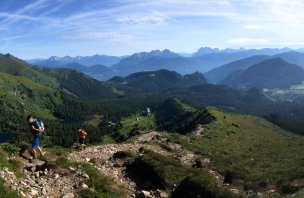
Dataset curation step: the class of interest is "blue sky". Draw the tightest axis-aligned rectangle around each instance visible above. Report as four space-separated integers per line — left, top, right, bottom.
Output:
0 0 304 59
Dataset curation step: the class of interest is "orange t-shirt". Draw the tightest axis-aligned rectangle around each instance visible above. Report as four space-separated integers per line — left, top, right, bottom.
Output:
78 129 87 139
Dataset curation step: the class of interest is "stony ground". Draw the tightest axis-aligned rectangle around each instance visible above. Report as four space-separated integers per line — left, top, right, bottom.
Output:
68 131 223 198
0 158 90 198
0 131 225 198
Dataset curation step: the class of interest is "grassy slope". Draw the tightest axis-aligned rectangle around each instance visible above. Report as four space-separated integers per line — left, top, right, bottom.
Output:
119 113 155 136
169 107 304 184
42 68 118 100
0 72 62 119
132 150 239 198
0 54 57 86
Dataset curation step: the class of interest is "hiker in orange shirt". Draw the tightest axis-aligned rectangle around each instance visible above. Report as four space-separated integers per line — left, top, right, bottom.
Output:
77 127 87 150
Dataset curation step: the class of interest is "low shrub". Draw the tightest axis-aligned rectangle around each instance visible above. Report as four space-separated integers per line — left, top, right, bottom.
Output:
113 151 133 159
280 182 301 195
172 171 240 198
1 143 20 155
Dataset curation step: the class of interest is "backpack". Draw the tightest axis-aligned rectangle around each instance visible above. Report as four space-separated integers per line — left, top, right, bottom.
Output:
35 119 45 132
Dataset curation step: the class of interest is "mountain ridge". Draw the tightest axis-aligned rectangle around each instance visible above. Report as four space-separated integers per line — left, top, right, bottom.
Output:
221 58 304 89
109 69 208 93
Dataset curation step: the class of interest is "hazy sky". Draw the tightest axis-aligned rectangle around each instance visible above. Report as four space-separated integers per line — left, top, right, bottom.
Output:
0 0 304 59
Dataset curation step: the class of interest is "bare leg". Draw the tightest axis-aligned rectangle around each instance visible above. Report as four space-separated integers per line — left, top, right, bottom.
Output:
32 148 37 159
37 146 45 156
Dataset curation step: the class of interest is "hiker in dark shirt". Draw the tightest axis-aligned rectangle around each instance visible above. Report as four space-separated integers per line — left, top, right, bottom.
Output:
27 115 45 159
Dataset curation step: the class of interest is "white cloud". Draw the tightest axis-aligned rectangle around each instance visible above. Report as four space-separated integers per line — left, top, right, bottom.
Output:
64 31 134 43
227 38 269 45
243 24 262 30
0 34 32 41
0 0 48 27
4 0 304 58
117 15 165 24
0 12 38 21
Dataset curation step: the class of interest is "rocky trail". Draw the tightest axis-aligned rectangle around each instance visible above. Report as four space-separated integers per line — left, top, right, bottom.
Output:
0 131 226 198
68 131 224 197
1 150 91 198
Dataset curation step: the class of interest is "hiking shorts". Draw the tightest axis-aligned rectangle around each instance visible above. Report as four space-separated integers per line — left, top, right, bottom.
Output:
79 138 85 145
32 134 41 149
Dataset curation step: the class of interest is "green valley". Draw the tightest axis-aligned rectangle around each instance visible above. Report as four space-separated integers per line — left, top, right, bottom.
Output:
1 53 304 197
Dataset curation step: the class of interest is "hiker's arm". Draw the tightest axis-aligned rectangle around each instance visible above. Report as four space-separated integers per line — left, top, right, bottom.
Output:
31 125 41 132
31 125 42 132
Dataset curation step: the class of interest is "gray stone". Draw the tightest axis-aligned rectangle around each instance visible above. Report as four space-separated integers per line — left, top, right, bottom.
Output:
54 174 60 179
62 192 74 198
81 183 89 189
19 191 26 198
31 166 36 172
69 167 76 171
30 189 39 196
28 179 36 186
42 187 47 195
257 192 263 197
137 190 152 198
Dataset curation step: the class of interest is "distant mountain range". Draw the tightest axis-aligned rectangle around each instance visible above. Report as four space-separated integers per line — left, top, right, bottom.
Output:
28 54 125 67
221 58 304 89
205 55 270 83
27 47 304 81
192 47 293 56
205 51 304 83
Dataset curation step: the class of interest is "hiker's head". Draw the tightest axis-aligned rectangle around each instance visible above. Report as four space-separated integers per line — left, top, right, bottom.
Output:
27 115 34 123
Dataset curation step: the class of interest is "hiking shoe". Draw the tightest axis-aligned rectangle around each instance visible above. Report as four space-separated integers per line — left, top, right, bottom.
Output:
30 158 38 163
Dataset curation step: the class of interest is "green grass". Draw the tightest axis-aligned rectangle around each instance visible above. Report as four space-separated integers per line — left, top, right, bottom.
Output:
0 55 58 87
119 113 155 136
285 189 304 198
172 171 240 198
84 115 103 127
0 72 62 120
134 150 195 186
0 179 19 198
100 136 116 144
44 146 72 157
55 157 126 198
0 149 23 178
175 98 196 112
168 107 304 185
133 150 239 198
